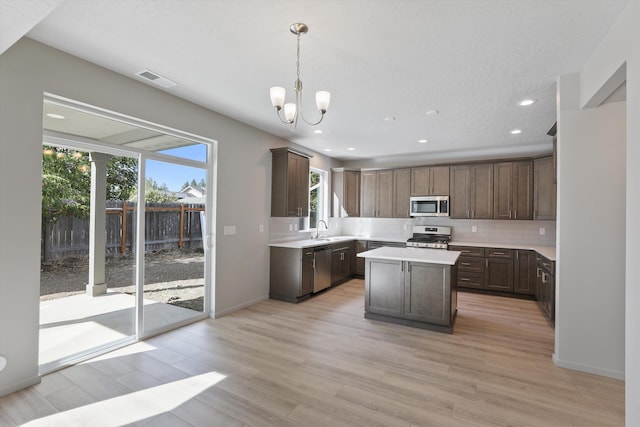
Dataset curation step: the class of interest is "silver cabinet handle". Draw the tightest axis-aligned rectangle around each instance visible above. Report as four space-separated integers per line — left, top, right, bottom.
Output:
460 278 470 282
514 210 518 219
312 259 316 269
494 251 504 255
509 209 512 219
516 251 519 260
485 259 488 268
472 210 475 218
461 262 471 266
467 210 470 218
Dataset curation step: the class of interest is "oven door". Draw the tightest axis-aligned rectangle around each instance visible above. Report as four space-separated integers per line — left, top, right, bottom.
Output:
410 196 449 217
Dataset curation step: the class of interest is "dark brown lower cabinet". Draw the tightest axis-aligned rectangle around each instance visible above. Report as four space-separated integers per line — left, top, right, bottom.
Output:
485 248 514 292
355 240 367 276
331 242 355 285
514 250 535 295
536 254 555 324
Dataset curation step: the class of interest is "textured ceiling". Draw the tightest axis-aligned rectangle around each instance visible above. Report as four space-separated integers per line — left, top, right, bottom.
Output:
12 0 630 162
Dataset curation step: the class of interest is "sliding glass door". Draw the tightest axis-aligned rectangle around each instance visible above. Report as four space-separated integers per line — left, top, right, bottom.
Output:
39 97 214 373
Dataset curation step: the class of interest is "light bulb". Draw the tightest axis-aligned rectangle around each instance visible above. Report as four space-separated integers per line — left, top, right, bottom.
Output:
315 91 330 113
270 87 285 109
284 103 297 122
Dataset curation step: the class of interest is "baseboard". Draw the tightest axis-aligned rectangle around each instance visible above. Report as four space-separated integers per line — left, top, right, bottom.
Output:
553 353 625 380
0 375 41 398
211 294 269 318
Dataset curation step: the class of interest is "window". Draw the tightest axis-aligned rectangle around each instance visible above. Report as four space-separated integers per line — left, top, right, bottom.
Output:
308 168 328 230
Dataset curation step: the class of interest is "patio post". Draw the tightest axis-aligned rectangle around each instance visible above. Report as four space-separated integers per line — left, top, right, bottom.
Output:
86 152 111 297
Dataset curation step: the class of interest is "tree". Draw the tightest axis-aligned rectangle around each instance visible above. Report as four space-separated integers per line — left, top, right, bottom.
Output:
144 177 178 203
42 146 138 222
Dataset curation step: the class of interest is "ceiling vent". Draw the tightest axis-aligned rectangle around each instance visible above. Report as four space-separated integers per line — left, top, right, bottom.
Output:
136 70 178 88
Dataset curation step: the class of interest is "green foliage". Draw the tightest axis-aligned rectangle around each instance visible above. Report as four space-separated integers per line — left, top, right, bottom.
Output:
42 146 138 223
145 177 178 203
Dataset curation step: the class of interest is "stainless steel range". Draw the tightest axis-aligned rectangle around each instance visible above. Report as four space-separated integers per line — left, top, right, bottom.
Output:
406 225 451 249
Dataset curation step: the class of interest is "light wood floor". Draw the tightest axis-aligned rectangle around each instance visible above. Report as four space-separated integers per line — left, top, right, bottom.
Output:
0 279 624 426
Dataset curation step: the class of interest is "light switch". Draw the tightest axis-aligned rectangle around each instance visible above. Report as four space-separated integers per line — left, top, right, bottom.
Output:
539 227 546 235
223 225 237 235
472 226 477 233
259 224 264 233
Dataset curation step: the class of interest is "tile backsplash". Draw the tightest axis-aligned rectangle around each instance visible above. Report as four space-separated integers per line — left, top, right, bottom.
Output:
271 216 556 247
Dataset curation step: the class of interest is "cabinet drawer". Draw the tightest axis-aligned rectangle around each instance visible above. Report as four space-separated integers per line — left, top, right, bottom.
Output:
457 271 485 289
457 256 485 273
486 248 514 259
302 249 315 260
449 246 485 257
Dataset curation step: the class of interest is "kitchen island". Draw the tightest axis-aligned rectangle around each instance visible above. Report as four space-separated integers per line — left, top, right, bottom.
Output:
357 247 461 333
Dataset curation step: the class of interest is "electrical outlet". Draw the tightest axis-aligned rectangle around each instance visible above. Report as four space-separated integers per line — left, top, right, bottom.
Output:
259 224 264 233
472 226 477 233
539 227 546 235
289 224 293 231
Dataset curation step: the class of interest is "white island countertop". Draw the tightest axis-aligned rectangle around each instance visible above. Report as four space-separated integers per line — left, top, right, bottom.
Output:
358 247 461 265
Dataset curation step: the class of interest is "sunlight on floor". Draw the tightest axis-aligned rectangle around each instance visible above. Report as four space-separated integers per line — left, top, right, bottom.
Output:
22 371 226 426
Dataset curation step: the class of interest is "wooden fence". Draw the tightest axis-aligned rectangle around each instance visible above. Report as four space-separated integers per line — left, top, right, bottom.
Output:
42 201 205 262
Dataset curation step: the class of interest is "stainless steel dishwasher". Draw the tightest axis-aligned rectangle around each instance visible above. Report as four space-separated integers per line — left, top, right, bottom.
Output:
313 245 332 293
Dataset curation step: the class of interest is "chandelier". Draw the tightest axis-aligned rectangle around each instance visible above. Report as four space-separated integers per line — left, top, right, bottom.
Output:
269 23 331 129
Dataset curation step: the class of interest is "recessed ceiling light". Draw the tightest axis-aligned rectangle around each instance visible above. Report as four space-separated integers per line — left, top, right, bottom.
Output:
46 113 65 119
347 147 355 151
314 129 323 134
426 110 439 115
418 139 428 143
510 129 523 135
323 148 332 152
518 99 535 106
384 116 396 121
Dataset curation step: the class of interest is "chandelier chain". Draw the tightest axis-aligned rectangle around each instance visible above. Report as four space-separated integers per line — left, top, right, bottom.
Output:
296 33 301 86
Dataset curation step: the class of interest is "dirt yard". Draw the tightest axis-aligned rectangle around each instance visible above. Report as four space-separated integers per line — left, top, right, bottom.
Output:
40 249 205 312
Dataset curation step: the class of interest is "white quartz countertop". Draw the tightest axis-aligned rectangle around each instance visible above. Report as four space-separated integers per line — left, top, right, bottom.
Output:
450 241 556 261
357 247 461 265
269 236 405 249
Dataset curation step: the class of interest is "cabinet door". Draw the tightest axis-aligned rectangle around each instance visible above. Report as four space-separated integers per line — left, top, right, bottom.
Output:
286 152 301 216
344 171 360 217
493 162 513 220
365 259 405 317
376 170 394 218
534 157 556 220
430 166 450 195
449 166 470 218
514 250 534 295
410 167 430 196
393 168 411 218
405 262 451 325
485 258 514 292
301 256 314 297
297 155 310 217
470 164 494 219
513 161 533 220
355 241 367 276
360 171 377 217
331 250 343 285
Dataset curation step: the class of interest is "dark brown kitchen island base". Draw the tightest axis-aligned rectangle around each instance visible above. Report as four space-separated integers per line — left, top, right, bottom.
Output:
364 311 457 334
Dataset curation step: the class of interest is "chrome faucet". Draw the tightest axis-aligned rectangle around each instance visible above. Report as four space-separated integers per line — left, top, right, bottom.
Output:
314 220 329 238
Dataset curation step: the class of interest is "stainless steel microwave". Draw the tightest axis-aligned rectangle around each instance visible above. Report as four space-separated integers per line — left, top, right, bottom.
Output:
409 196 449 217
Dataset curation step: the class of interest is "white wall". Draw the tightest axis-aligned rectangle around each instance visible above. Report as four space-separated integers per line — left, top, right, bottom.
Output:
559 2 640 424
555 80 626 378
0 37 336 396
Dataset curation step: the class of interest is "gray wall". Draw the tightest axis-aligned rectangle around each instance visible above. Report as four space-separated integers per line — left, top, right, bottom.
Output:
559 2 639 424
0 37 337 395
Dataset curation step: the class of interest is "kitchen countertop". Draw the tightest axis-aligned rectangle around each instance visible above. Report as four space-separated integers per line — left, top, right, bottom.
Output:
269 235 556 262
268 236 405 249
357 246 461 265
450 241 556 261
